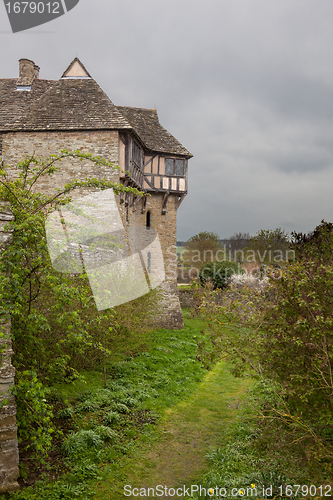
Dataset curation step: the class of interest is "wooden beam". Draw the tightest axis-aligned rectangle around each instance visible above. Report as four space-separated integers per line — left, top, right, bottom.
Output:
175 194 185 210
141 195 147 214
143 175 154 189
162 191 170 215
119 179 129 204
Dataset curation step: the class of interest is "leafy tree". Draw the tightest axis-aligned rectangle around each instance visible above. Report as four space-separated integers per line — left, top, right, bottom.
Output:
183 231 224 267
244 228 292 265
291 219 333 264
223 232 252 263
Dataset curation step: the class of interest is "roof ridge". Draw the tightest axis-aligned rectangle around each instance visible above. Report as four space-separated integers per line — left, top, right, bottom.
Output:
117 105 157 112
9 78 133 132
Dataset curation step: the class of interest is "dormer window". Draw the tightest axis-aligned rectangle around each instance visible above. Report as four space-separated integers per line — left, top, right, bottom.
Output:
165 158 185 176
16 85 31 91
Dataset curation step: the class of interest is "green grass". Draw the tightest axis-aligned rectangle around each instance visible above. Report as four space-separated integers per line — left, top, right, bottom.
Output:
7 311 322 500
177 284 193 290
4 314 212 500
93 360 251 500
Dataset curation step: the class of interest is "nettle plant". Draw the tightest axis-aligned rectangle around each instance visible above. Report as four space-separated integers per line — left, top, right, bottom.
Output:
0 150 141 458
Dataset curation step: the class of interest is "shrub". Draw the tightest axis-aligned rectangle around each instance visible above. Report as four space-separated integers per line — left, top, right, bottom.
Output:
111 402 130 414
12 370 55 459
229 272 268 290
198 227 333 475
199 261 243 289
57 407 74 419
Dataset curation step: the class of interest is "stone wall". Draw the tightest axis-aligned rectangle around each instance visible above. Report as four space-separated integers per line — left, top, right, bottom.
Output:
128 192 184 329
178 289 197 309
0 202 19 493
2 129 184 329
2 130 120 192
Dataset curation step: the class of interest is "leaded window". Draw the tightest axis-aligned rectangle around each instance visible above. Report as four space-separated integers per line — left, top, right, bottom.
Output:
165 158 185 176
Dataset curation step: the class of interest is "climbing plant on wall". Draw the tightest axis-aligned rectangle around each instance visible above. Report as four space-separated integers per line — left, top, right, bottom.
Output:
0 150 143 458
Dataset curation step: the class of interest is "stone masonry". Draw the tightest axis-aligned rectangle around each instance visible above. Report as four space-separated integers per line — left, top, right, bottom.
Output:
0 202 19 493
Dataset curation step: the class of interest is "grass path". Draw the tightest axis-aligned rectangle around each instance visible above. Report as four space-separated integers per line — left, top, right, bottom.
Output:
94 362 251 499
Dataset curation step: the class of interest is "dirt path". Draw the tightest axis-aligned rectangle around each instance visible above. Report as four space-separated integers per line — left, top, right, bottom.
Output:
95 362 250 499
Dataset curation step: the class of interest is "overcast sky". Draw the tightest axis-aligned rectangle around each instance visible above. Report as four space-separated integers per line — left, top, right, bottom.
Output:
1 0 333 240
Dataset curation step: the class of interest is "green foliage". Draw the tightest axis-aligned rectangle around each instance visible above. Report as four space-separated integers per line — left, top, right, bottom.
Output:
0 150 141 459
62 430 103 456
259 261 333 422
12 370 55 459
71 461 100 481
193 379 327 498
61 427 116 457
197 223 333 478
183 231 224 267
245 227 291 264
4 316 207 499
103 410 121 425
199 260 243 289
57 406 74 419
186 231 221 246
291 219 333 264
9 480 95 500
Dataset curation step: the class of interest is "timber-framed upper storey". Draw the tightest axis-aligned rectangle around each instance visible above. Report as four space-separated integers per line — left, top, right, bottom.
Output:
0 58 192 205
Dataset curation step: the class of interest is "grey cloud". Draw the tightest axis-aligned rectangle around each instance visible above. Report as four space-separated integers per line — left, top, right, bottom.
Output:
2 0 333 240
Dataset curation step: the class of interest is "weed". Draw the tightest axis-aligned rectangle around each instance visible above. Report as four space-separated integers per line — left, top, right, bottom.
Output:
103 411 120 425
61 430 104 456
57 407 74 419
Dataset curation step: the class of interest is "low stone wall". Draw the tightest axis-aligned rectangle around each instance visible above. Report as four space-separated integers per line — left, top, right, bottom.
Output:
178 287 227 309
0 203 19 493
178 289 196 309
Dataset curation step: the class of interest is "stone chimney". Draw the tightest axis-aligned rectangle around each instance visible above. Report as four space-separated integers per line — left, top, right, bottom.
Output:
17 58 40 87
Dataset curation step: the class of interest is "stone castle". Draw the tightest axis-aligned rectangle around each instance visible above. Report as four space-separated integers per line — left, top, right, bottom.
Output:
1 57 192 327
0 57 192 491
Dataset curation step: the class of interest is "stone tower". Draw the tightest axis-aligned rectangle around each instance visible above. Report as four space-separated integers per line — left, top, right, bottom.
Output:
0 57 192 328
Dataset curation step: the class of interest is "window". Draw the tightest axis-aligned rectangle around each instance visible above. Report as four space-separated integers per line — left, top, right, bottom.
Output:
146 211 151 228
132 141 142 167
16 85 31 91
165 158 185 176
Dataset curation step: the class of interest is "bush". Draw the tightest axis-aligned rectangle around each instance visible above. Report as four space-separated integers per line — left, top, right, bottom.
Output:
61 426 116 457
103 411 121 425
199 261 243 289
12 370 55 459
198 223 333 476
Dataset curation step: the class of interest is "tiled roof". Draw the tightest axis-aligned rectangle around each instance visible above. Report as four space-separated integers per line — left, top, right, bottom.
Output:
9 79 132 132
1 59 192 157
0 78 53 132
117 106 192 157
